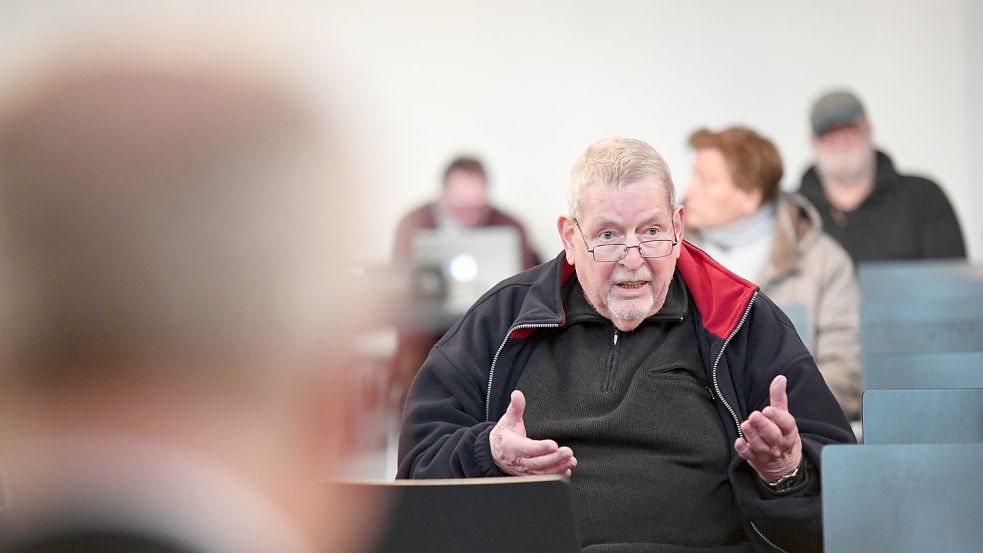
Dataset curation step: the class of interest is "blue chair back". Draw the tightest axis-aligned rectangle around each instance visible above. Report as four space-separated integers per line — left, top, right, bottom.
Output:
823 443 983 553
862 388 983 444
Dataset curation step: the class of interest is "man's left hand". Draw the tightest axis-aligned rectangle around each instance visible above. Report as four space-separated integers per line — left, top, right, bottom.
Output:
733 375 802 483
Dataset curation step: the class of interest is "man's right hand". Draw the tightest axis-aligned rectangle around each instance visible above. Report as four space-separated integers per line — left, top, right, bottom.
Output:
490 390 577 476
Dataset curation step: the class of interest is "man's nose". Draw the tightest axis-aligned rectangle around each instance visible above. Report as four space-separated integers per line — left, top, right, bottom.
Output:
619 243 646 269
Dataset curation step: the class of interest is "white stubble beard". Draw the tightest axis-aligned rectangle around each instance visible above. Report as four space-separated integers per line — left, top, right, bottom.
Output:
605 268 657 324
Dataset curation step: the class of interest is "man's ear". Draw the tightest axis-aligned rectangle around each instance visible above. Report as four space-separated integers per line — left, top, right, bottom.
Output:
557 216 576 265
674 205 685 259
675 205 685 241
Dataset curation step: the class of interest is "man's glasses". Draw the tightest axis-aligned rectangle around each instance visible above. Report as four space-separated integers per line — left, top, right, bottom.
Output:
573 218 678 262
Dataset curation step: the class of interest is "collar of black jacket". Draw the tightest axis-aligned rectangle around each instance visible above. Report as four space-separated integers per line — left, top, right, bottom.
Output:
508 243 757 341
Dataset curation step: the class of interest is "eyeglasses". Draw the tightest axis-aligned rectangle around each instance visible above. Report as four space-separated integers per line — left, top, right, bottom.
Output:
573 218 678 262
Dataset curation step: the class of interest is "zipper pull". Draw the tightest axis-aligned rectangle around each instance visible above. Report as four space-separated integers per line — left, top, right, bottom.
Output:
613 330 619 346
705 385 716 401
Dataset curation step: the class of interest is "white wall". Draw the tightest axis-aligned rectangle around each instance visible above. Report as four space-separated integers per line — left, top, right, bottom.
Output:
318 0 982 263
967 0 983 258
2 0 979 262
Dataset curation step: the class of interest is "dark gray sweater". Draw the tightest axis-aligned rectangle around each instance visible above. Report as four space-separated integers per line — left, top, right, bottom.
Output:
517 273 749 552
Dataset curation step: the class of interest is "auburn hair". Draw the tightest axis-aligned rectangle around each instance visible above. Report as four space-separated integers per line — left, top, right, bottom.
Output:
688 126 783 205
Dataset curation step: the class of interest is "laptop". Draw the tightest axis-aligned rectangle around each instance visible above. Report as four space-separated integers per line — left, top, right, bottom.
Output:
331 476 580 553
412 226 522 315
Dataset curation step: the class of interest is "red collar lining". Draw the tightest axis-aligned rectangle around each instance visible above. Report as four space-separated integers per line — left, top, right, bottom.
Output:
676 241 757 339
553 243 755 340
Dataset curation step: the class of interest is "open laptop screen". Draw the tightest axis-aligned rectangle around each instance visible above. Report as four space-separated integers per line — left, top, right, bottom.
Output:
411 226 522 315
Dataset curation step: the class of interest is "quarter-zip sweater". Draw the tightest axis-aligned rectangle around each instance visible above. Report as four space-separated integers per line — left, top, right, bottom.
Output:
398 242 856 553
517 273 748 551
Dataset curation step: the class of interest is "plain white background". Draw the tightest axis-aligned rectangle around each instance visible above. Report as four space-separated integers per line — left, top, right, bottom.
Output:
3 0 980 264
324 0 982 264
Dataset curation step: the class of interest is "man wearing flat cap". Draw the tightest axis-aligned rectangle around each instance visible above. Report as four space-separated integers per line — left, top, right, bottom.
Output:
797 90 966 263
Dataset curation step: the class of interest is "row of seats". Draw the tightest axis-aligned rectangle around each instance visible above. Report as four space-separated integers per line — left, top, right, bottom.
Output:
821 259 983 552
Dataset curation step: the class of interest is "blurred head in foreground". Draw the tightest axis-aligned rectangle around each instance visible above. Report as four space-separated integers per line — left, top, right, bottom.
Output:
0 20 375 553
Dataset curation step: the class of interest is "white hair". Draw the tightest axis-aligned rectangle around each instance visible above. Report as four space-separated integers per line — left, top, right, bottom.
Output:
568 137 676 219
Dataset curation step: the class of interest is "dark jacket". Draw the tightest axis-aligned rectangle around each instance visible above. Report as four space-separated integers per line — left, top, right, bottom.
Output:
398 242 856 553
798 150 966 263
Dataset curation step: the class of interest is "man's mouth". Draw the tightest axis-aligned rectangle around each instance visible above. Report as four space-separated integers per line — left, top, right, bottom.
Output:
616 280 647 289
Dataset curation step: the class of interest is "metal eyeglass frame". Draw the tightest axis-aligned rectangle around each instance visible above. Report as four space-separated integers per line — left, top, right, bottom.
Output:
573 218 678 262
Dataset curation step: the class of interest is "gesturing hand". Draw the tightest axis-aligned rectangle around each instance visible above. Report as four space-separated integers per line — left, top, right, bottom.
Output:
490 390 577 476
734 375 802 483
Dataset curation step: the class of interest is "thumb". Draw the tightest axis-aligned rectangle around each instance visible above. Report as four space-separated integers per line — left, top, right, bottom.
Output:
502 390 526 428
769 375 789 412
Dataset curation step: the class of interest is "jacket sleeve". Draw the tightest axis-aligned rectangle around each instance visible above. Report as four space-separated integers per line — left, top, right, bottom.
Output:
396 339 505 479
811 236 862 420
728 296 856 553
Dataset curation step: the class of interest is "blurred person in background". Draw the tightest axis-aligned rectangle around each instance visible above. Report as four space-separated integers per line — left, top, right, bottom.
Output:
0 18 379 553
389 156 540 411
392 156 539 269
797 90 966 263
685 126 861 420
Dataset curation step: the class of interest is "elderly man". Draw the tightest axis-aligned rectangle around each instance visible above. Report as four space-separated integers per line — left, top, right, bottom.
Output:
398 137 855 553
797 90 966 262
0 27 377 553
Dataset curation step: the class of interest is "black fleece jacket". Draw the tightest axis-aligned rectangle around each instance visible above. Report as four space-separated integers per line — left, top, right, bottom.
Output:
397 242 856 553
798 150 966 263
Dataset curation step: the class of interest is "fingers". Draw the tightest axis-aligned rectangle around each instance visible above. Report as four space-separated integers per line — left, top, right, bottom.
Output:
495 435 577 476
769 375 789 412
505 434 560 458
493 390 577 476
501 390 526 428
747 412 784 450
519 446 577 474
532 458 577 477
736 409 803 483
734 436 752 460
736 378 803 481
739 416 774 457
738 411 798 458
762 404 798 436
